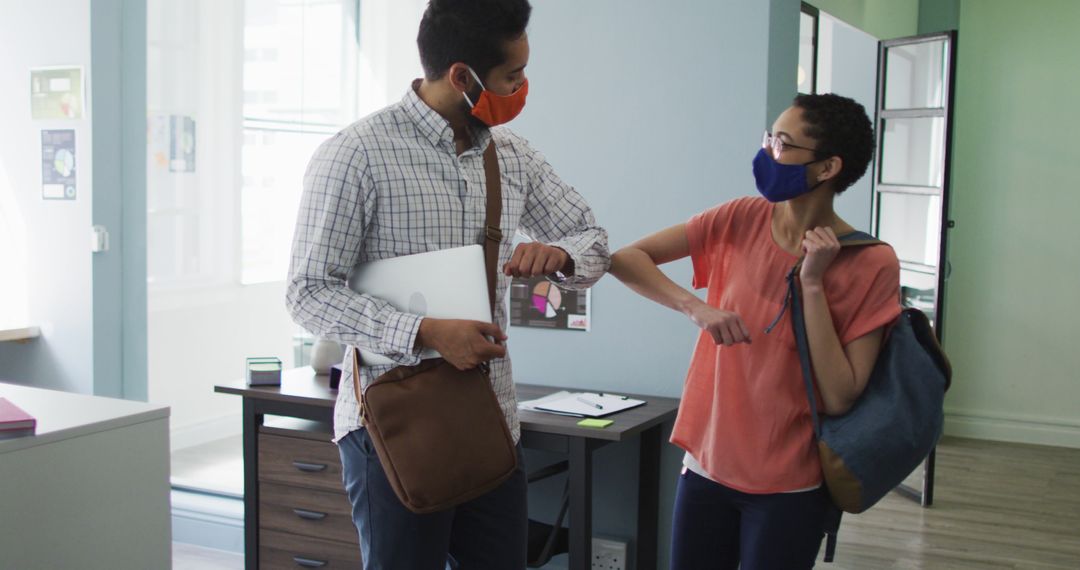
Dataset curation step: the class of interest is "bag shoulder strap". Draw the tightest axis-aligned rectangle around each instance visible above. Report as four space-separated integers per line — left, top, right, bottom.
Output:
767 230 888 438
838 229 881 248
787 265 821 436
354 142 503 409
482 142 502 319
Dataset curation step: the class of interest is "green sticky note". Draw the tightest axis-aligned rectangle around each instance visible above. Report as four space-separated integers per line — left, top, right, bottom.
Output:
577 418 614 428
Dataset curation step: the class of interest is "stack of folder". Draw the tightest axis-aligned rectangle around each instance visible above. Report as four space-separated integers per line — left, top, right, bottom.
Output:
0 397 36 440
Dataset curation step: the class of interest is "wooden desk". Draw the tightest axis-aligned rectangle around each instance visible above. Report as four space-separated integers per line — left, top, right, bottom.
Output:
216 368 679 570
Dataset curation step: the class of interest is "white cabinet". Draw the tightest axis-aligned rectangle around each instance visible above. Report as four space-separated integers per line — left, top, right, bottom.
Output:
0 383 171 570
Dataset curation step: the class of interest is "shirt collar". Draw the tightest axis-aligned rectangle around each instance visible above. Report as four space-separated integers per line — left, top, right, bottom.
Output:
402 79 491 154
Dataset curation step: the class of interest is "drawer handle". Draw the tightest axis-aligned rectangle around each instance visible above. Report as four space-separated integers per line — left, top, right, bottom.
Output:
293 555 328 568
293 508 328 521
292 461 328 473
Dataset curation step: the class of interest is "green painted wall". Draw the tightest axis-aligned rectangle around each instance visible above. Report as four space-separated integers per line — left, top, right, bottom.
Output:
809 0 919 39
918 0 959 34
943 0 1080 446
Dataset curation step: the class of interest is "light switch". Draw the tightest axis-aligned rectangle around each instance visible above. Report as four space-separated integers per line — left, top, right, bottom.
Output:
91 225 110 253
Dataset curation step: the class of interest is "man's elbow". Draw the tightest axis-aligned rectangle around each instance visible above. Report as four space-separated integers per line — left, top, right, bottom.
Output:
284 276 312 325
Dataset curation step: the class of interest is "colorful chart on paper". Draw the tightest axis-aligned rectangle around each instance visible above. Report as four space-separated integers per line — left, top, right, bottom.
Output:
510 275 590 331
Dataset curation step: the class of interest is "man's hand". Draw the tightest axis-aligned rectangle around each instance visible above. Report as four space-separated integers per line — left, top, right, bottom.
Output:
503 243 570 278
416 318 507 371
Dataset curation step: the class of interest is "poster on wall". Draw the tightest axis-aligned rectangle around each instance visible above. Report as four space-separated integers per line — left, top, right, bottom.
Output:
510 276 591 332
30 67 84 120
41 130 76 200
149 114 197 173
169 115 196 173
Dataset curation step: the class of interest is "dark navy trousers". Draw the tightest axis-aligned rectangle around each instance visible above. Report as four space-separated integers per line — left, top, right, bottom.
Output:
338 427 528 570
671 468 829 570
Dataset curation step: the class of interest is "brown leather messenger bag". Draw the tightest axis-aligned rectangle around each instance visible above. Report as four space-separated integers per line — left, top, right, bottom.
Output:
352 141 518 514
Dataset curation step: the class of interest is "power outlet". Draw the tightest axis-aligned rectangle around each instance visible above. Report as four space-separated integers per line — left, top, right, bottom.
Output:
591 537 629 570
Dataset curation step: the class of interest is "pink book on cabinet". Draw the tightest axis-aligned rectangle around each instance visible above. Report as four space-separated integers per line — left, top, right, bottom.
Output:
0 397 36 431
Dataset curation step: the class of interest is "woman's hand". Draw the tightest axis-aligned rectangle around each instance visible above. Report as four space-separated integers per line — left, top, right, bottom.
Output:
685 301 751 346
799 226 841 288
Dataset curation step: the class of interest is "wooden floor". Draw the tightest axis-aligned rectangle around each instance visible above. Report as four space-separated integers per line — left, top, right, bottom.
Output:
172 542 243 570
171 436 1080 569
820 436 1080 569
172 434 244 497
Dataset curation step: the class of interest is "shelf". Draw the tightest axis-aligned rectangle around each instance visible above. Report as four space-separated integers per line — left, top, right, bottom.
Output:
0 326 41 343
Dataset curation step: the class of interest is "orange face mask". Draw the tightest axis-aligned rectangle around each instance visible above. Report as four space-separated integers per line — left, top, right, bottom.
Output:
463 67 528 126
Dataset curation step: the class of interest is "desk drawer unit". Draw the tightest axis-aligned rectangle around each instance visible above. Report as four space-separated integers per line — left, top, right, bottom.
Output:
259 529 362 569
258 433 344 492
257 431 361 569
259 482 358 545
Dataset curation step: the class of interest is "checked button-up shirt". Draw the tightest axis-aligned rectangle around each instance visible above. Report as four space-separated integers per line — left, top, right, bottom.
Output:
286 82 611 443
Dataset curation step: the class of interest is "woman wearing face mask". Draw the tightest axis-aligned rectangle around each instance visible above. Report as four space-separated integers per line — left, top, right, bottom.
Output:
609 93 900 569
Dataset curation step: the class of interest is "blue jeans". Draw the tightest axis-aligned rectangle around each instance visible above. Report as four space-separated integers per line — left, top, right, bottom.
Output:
338 428 528 570
671 469 829 570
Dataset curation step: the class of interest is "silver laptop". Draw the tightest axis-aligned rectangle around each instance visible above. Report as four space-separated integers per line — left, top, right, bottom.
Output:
347 244 492 366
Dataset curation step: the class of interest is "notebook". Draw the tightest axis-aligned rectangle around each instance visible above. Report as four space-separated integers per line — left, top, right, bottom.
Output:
347 245 492 366
0 397 37 439
518 391 646 418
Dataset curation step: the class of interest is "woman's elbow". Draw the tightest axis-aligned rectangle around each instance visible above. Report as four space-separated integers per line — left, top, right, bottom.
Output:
822 398 855 417
609 247 639 279
820 383 860 416
821 381 867 416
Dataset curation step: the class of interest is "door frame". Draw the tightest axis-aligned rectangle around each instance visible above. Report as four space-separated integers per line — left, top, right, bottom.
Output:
869 29 959 507
91 0 148 400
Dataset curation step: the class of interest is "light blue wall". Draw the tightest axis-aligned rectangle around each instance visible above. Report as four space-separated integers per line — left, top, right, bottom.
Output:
509 1 798 567
768 0 802 124
0 0 95 394
0 0 146 399
90 0 148 400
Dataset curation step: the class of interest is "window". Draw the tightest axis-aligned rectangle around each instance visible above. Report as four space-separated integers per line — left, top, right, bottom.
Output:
240 0 360 284
147 0 241 288
147 0 425 289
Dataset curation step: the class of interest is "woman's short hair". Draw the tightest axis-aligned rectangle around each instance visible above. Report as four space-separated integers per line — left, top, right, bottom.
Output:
793 93 875 194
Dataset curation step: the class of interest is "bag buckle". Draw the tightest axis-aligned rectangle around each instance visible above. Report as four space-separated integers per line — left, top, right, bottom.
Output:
485 225 503 242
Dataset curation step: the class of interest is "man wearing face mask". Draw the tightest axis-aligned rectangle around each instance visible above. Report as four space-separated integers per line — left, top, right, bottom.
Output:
285 0 609 568
609 94 900 569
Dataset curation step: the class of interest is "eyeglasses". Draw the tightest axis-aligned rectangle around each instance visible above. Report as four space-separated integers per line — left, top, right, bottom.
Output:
762 131 818 160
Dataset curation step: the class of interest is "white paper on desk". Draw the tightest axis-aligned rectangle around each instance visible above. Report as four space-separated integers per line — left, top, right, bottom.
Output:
518 391 580 416
520 391 646 418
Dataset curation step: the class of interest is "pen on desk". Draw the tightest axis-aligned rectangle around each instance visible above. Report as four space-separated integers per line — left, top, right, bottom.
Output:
576 396 603 410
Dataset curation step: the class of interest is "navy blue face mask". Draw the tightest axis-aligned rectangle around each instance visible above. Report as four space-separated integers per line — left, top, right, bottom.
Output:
752 148 826 203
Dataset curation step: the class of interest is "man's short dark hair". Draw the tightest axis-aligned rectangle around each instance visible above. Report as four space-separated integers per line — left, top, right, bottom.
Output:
793 93 875 194
417 0 532 81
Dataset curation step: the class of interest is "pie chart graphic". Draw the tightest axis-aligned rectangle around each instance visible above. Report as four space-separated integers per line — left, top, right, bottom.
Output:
54 148 75 178
531 281 562 319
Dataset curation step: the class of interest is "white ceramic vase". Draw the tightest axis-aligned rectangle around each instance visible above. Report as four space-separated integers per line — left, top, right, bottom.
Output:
310 338 345 375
